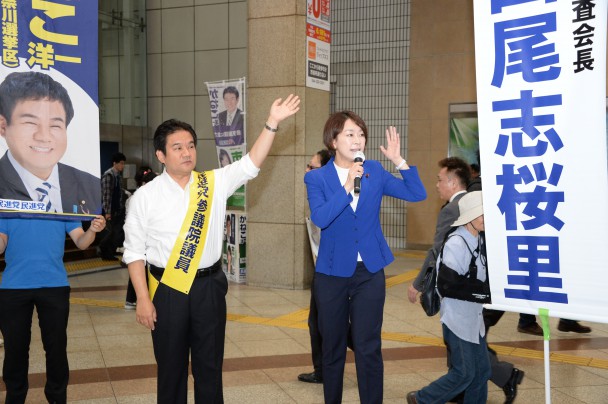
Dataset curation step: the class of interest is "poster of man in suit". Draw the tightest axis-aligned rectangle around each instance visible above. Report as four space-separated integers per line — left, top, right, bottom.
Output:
207 78 247 208
0 2 100 219
0 71 101 217
209 80 245 148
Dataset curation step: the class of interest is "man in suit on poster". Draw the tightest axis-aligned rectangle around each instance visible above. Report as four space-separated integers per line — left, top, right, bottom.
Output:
0 71 101 216
217 86 244 138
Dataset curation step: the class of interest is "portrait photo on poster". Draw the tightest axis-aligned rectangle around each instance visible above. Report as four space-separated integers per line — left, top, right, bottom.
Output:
0 63 101 218
207 79 246 148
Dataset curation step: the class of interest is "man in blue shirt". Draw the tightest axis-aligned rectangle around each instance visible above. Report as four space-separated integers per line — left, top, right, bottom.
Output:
0 71 107 403
0 216 105 404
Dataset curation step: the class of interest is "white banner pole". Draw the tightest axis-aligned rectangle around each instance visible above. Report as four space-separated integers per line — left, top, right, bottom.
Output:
544 339 551 404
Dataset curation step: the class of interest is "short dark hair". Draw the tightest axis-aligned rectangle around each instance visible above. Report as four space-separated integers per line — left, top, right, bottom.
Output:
0 71 74 126
112 152 126 164
223 86 239 99
141 170 157 184
322 111 368 155
153 119 197 155
134 166 152 187
317 149 331 166
438 157 471 188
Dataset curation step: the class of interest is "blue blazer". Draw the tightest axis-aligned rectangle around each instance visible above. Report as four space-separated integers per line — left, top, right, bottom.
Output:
304 157 426 277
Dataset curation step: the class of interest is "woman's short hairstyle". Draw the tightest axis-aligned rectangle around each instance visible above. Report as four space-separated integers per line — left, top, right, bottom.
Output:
322 111 367 155
218 148 231 166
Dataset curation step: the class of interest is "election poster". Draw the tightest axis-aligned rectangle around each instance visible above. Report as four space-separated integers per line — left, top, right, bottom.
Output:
473 0 608 324
0 0 100 220
306 0 331 91
222 211 247 283
206 78 246 208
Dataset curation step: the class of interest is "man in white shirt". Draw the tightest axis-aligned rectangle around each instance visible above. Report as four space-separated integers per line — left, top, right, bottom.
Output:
123 94 299 404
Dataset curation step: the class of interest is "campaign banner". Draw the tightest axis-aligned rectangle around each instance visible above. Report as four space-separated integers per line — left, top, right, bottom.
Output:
473 0 608 323
222 211 247 283
206 78 246 208
306 0 331 91
0 0 100 220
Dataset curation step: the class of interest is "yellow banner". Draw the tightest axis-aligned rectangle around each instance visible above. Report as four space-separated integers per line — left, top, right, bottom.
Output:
149 171 214 298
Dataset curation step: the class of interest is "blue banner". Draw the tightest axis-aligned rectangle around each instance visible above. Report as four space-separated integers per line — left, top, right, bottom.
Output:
0 0 100 220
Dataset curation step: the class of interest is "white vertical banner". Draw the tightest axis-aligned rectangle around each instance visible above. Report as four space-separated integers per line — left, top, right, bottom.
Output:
306 0 331 91
474 0 608 323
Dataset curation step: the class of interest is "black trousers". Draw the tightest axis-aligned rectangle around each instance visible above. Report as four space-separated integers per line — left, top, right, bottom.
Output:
315 263 385 404
125 278 137 304
99 210 125 257
307 277 323 375
482 309 514 387
0 287 70 404
151 268 228 404
307 277 354 376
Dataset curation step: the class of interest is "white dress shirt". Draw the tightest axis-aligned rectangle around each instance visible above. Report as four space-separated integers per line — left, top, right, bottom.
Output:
226 111 235 126
334 162 363 262
7 150 62 212
123 154 259 269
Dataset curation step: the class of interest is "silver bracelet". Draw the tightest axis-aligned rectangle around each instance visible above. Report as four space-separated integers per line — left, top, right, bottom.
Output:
395 159 407 170
264 123 278 132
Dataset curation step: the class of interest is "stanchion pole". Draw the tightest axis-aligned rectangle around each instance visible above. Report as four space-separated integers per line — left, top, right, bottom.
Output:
539 308 551 404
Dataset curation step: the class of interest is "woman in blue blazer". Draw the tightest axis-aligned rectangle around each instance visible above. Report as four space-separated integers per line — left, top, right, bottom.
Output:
304 111 426 404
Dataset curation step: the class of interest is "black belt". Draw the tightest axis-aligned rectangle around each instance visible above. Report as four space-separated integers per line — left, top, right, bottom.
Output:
148 259 222 279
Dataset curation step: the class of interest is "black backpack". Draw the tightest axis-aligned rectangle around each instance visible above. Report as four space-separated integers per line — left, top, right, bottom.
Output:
436 231 491 304
420 230 491 317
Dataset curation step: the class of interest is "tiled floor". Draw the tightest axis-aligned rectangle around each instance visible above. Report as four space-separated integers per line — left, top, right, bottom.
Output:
1 250 607 403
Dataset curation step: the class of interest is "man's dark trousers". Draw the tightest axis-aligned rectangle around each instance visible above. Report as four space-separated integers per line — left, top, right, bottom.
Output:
307 277 323 377
151 268 227 404
0 287 70 404
99 209 125 258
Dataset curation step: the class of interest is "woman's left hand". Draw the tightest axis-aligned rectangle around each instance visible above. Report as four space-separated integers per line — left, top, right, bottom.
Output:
379 126 404 165
267 94 301 128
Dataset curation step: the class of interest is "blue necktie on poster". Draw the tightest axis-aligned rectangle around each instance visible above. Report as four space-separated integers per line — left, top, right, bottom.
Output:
35 182 53 212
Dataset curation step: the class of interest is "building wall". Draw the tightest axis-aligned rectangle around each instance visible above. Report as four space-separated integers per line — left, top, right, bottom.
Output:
143 0 478 284
145 0 248 172
143 0 329 289
246 0 329 289
406 0 477 248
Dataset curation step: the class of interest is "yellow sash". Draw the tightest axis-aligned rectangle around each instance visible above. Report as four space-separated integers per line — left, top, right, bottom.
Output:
148 171 215 300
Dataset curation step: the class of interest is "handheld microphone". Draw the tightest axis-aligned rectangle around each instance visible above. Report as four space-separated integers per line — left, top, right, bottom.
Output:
353 151 365 194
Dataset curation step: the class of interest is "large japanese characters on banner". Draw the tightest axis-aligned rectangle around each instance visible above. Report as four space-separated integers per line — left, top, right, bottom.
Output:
474 0 608 323
306 0 331 91
206 78 246 208
0 0 100 221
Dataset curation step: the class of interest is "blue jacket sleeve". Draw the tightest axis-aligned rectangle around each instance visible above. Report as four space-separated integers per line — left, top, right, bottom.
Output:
304 170 352 229
382 166 427 202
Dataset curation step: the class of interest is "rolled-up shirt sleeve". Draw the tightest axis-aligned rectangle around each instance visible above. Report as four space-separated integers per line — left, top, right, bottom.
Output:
122 190 147 265
218 154 260 197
